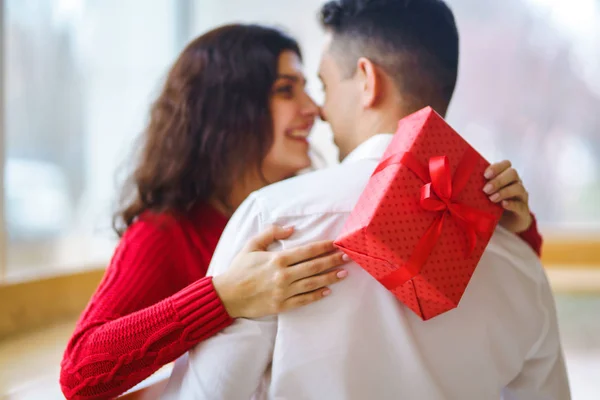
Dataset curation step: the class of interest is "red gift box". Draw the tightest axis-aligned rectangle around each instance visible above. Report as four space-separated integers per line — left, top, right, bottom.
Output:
334 107 503 320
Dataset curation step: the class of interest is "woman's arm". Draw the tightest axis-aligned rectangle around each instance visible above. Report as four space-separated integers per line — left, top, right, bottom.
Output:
484 161 543 256
517 214 542 256
60 224 348 400
59 223 233 400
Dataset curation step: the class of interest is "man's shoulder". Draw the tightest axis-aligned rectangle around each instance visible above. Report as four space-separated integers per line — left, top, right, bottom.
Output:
486 226 540 266
259 162 349 196
481 226 546 288
252 160 375 220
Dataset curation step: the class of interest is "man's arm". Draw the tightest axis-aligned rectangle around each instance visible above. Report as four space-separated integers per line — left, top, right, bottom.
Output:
502 269 570 400
163 193 277 400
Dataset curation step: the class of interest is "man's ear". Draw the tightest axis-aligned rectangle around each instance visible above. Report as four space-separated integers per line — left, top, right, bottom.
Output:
356 57 380 109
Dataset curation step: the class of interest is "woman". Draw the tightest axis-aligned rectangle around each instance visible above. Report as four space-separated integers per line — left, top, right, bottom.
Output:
60 24 542 400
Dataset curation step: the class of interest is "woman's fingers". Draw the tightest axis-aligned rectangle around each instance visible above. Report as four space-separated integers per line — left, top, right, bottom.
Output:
287 268 348 297
483 167 519 195
484 160 511 179
277 239 338 266
281 288 332 312
242 225 295 252
273 244 349 307
489 182 528 203
501 199 528 214
224 233 351 319
285 251 348 283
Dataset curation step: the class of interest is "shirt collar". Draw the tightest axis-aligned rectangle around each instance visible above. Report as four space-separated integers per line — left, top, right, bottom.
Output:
341 134 394 165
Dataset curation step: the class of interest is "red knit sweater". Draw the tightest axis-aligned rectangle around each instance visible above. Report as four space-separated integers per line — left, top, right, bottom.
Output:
60 202 543 400
60 204 232 399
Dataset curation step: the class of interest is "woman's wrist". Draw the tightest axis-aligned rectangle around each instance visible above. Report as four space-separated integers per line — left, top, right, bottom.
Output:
212 274 244 319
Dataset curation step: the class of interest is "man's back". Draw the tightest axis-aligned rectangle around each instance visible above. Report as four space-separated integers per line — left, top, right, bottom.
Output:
163 135 569 400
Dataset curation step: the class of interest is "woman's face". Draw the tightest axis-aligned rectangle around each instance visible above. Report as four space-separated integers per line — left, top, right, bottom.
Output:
261 50 319 183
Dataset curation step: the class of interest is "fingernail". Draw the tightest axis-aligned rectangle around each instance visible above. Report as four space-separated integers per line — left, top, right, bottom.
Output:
337 270 348 279
483 183 494 194
322 289 332 296
484 169 494 179
282 225 294 231
342 254 351 262
490 193 500 202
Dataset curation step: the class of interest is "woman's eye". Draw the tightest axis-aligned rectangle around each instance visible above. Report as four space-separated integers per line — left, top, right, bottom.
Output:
276 85 294 97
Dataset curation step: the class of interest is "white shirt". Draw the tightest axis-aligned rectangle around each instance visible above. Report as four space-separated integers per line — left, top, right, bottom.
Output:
163 134 570 400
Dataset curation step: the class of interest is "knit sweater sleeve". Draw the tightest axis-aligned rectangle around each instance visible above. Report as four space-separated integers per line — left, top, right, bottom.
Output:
518 213 543 257
59 221 233 400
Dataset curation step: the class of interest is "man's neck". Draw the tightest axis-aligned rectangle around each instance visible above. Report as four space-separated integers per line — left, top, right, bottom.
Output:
349 103 449 157
344 109 408 158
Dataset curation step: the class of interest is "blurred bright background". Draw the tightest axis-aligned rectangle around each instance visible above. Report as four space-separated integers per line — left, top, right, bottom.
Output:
0 0 599 399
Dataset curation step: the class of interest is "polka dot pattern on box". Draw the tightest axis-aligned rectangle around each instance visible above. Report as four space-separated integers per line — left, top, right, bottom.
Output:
335 107 504 321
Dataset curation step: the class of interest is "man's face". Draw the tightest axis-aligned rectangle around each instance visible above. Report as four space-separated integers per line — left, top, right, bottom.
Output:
318 39 361 161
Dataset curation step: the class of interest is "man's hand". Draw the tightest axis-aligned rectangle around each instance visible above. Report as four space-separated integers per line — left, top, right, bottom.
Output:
483 160 533 233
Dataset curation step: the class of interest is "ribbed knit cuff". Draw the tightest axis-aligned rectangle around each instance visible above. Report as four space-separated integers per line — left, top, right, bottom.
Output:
518 213 543 256
171 276 234 340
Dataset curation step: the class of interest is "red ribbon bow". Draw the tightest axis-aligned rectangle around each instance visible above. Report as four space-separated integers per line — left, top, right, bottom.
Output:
372 148 498 290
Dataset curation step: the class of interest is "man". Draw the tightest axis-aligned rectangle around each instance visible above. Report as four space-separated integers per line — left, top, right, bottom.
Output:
163 0 569 398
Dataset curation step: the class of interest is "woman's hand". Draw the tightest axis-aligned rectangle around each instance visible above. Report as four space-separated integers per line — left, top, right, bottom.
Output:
212 225 349 319
483 160 533 233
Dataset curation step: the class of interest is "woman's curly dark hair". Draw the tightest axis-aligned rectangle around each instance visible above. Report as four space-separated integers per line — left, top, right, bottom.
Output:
114 24 301 236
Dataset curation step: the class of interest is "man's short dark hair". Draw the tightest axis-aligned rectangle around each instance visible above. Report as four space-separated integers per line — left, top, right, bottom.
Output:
320 0 459 112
